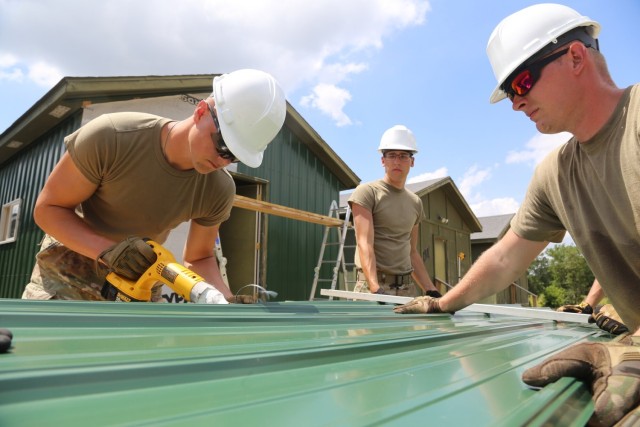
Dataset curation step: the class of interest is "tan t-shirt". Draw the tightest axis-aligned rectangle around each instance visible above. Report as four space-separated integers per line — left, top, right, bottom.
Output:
511 84 640 331
349 179 424 275
65 112 235 242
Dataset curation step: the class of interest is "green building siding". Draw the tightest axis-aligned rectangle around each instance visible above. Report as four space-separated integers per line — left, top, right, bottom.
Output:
236 127 346 300
0 114 80 298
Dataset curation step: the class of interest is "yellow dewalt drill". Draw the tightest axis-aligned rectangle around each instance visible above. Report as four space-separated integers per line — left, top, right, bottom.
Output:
101 240 228 304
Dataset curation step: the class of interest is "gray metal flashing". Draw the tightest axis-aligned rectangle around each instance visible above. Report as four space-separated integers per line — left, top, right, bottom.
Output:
321 289 592 323
0 298 605 426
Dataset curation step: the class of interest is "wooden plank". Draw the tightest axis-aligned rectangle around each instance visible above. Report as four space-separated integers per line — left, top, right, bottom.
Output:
320 289 592 324
233 195 343 227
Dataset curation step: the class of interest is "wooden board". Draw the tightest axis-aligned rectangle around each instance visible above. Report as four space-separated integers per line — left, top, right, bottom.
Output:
320 289 592 324
233 195 343 227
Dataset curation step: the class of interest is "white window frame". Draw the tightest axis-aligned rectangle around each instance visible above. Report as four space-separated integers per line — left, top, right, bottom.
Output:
0 198 21 244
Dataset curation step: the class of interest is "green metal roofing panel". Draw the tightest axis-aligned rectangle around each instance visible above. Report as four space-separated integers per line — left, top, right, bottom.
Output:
0 299 605 426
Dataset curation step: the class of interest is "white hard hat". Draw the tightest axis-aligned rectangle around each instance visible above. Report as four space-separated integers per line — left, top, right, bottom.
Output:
378 125 418 153
212 69 287 168
487 3 600 103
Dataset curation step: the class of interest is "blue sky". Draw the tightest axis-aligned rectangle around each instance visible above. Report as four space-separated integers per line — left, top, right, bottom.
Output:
1 0 639 220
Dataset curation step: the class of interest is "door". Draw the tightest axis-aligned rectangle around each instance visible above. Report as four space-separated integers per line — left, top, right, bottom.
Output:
434 238 447 294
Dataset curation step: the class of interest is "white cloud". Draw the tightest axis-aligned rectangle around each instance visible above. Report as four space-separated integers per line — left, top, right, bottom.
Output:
0 53 23 82
471 197 519 217
27 62 63 87
300 83 354 127
506 132 572 167
458 165 492 199
407 167 448 183
0 0 431 126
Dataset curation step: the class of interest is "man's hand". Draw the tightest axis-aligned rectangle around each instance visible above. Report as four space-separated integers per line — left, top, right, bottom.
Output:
226 294 258 304
522 342 640 427
589 304 629 335
393 296 443 314
98 237 157 280
557 301 593 314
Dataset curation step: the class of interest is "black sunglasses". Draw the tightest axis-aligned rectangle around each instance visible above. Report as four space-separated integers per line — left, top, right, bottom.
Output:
502 48 569 100
205 101 238 163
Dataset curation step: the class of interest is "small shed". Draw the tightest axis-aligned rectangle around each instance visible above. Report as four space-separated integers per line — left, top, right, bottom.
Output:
0 75 359 301
471 214 534 306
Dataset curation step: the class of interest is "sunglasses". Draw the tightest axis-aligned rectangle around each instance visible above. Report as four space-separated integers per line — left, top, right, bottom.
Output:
205 101 238 163
502 48 569 100
384 152 413 161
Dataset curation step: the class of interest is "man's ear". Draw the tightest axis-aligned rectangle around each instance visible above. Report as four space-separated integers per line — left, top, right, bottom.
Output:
194 100 208 122
569 42 587 73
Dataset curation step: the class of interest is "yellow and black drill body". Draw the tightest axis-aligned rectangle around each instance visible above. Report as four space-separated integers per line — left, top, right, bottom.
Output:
101 240 226 304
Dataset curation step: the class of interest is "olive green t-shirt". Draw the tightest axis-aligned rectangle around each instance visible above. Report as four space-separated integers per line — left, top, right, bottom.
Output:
348 179 424 275
511 84 640 331
65 112 235 242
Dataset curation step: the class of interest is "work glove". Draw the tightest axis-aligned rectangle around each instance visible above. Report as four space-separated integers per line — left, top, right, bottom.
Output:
0 328 12 353
425 289 442 298
557 301 594 314
373 287 388 305
589 304 629 336
226 294 258 304
393 295 444 314
97 237 157 280
522 342 640 427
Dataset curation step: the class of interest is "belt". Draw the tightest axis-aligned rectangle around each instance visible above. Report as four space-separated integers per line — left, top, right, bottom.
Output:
357 270 412 287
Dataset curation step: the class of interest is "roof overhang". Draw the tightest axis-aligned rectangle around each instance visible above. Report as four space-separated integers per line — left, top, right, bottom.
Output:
0 75 360 189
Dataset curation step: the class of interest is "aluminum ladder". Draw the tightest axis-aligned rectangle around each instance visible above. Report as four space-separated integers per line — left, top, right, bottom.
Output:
309 200 356 300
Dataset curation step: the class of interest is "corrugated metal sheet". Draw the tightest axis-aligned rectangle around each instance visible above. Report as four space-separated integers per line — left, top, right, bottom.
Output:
0 299 605 426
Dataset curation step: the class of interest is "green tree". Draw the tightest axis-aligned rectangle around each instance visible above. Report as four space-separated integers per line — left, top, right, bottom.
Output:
528 255 551 295
546 244 594 304
527 244 594 308
542 284 567 308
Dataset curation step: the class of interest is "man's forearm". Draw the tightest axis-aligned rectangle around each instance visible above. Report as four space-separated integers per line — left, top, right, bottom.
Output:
34 204 114 260
584 279 605 307
410 250 436 292
439 230 546 312
357 245 381 291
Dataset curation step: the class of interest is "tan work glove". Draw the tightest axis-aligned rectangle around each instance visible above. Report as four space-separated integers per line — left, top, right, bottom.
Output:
393 296 444 314
226 294 258 304
98 237 157 280
522 342 640 427
557 301 593 314
589 304 629 335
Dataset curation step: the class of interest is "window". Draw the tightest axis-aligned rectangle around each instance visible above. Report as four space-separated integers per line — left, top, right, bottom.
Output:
0 199 21 244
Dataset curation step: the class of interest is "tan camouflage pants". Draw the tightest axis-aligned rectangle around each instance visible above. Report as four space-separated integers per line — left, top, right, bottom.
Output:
22 235 164 302
353 270 419 298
